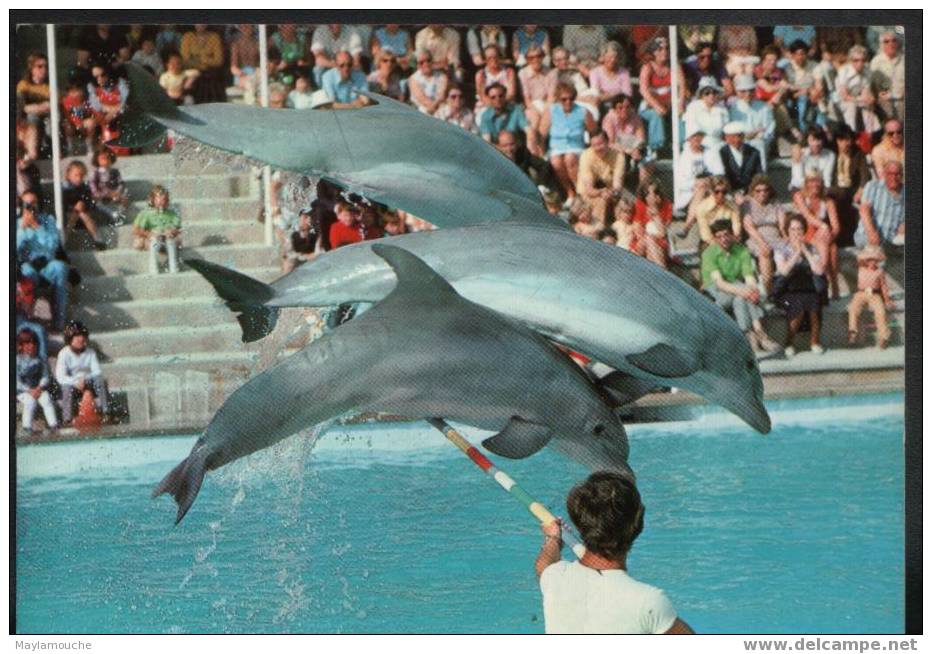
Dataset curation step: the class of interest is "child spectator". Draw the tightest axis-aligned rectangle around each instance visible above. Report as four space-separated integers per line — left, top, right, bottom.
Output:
847 246 895 349
287 73 316 109
631 180 673 269
89 148 129 222
87 63 128 143
61 81 97 155
359 205 385 240
159 53 199 105
611 203 635 250
371 24 413 70
62 160 106 249
367 52 405 101
283 208 319 273
16 271 49 361
17 328 59 434
56 321 110 426
131 36 164 76
133 185 181 274
329 201 363 249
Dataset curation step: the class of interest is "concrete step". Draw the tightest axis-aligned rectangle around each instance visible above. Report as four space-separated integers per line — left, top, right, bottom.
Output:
74 267 281 303
90 324 249 359
761 299 905 350
67 220 266 251
124 197 261 223
70 243 279 277
100 350 256 390
35 153 246 179
71 296 235 332
41 173 258 201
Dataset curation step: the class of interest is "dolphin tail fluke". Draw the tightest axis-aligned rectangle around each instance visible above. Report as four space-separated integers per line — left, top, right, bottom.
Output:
108 63 183 148
186 258 279 342
151 447 210 524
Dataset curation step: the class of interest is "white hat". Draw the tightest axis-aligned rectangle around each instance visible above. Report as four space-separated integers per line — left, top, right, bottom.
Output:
696 75 723 95
685 125 706 139
723 121 747 136
310 89 333 110
734 74 756 92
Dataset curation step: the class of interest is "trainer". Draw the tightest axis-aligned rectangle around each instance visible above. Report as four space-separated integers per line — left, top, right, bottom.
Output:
536 472 694 634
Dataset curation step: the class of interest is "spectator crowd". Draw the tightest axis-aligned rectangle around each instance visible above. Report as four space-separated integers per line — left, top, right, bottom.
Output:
14 22 907 436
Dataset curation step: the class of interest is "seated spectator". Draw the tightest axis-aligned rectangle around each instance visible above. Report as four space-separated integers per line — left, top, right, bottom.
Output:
16 53 51 161
682 176 741 246
160 53 199 105
495 130 557 191
329 201 363 249
155 24 183 62
588 41 632 110
836 45 879 135
310 179 340 251
773 25 817 55
230 24 260 104
637 37 674 155
870 119 904 178
792 170 840 299
56 320 110 426
17 328 58 435
267 83 289 109
678 25 717 57
561 25 607 77
271 24 308 75
602 94 646 163
675 128 723 215
88 147 129 223
475 45 516 111
540 83 597 208
847 245 895 349
576 130 625 225
683 77 729 152
414 25 463 79
701 219 781 354
87 63 128 142
855 160 904 249
312 24 363 86
17 191 71 332
79 24 123 68
611 202 635 250
359 205 385 240
62 161 106 249
133 185 181 274
382 210 407 236
16 271 49 361
371 25 412 70
367 51 404 101
322 51 369 109
286 73 315 109
568 205 601 239
718 25 759 78
549 47 591 105
180 25 226 103
61 80 96 155
518 46 554 154
741 175 786 294
870 30 904 122
16 144 42 200
790 128 835 190
782 40 822 140
436 84 477 134
828 124 871 247
283 208 320 273
131 36 164 76
729 74 775 170
772 214 827 357
754 46 789 106
631 180 673 269
480 81 532 145
683 42 733 98
467 25 508 67
719 121 763 200
408 50 448 115
512 25 551 68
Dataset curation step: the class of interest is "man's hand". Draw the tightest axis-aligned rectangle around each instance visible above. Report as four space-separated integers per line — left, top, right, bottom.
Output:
74 377 86 391
744 287 761 304
541 518 563 540
30 387 42 400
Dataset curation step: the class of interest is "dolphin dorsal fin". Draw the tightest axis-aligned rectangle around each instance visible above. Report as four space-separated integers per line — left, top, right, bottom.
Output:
371 244 459 303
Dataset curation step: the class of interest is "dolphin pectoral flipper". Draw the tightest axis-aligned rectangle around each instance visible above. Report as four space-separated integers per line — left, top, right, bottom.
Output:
186 258 279 342
597 371 661 406
625 343 699 379
481 417 553 459
151 445 211 525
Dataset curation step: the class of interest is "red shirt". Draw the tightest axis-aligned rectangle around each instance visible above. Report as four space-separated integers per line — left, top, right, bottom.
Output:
633 198 673 226
329 220 363 249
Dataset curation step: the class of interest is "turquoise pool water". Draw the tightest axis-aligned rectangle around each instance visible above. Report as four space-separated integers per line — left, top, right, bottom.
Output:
15 393 904 634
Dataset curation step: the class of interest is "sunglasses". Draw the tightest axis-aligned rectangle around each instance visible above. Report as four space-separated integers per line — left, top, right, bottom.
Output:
887 129 903 135
559 96 574 102
713 189 727 194
22 202 37 211
338 63 352 68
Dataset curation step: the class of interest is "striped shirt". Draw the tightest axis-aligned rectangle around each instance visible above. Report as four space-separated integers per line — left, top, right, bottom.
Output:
856 180 904 244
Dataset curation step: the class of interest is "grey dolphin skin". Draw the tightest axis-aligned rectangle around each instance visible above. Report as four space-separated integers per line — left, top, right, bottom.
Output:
115 63 565 231
155 245 631 524
188 223 771 435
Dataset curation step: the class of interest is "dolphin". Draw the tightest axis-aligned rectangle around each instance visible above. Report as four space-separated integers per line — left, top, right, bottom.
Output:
115 63 565 231
187 223 772 435
154 244 631 524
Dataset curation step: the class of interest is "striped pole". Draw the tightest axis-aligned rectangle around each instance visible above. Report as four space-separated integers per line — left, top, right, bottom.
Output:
428 418 586 559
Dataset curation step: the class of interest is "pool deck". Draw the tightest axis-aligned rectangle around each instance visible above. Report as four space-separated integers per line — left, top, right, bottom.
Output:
14 344 904 445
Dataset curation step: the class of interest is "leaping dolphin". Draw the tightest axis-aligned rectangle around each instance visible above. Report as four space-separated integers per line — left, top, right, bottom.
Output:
115 63 565 231
154 245 631 524
188 223 771 435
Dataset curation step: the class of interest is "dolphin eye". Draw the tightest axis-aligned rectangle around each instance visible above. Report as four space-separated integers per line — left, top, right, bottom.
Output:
593 424 606 436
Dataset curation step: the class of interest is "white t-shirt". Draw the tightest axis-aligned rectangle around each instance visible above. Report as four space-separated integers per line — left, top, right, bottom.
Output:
540 561 677 634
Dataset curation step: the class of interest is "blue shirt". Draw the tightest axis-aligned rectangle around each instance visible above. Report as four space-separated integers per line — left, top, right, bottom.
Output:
374 27 410 57
478 104 528 143
321 68 368 104
17 213 62 265
773 26 816 48
856 179 904 244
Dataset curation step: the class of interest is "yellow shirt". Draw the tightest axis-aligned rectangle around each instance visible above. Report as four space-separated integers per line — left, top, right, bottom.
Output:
576 147 626 196
695 195 741 244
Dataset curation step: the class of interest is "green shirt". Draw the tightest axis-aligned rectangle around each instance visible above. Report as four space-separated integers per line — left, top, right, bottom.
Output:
133 207 181 232
701 242 755 289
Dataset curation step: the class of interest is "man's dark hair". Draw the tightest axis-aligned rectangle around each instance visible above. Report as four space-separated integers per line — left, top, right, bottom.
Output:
710 218 733 234
485 81 507 98
63 320 90 346
789 39 809 54
567 472 645 561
